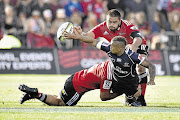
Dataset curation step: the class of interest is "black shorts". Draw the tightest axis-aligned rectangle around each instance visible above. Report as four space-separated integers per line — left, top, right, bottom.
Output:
137 44 149 56
60 74 82 106
112 75 139 97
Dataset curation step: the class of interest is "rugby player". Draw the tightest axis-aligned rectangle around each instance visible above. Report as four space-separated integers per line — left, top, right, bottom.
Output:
73 9 150 106
64 32 156 106
19 61 140 106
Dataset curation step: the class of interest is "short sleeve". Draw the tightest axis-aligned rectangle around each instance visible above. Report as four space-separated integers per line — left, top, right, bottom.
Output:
100 80 112 92
131 52 145 64
96 41 110 52
90 23 104 39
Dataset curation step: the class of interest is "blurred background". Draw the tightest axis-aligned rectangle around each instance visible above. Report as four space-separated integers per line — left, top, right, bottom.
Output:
0 0 179 75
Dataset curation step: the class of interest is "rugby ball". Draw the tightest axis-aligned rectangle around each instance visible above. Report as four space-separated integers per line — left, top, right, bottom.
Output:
57 22 73 41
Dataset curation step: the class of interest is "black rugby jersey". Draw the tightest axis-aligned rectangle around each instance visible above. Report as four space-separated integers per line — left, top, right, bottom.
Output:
96 41 145 82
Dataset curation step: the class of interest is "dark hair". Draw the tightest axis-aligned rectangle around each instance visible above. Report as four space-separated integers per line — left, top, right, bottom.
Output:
106 9 121 19
112 36 127 46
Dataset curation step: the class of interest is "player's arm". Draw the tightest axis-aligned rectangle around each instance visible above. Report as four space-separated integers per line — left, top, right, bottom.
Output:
140 59 156 85
73 26 95 38
129 31 143 52
100 91 119 101
63 31 98 47
100 80 119 101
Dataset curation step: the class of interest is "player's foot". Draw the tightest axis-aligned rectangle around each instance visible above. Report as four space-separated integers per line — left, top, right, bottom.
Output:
137 95 147 106
20 93 34 104
131 101 142 107
122 96 129 106
18 84 38 96
123 95 135 106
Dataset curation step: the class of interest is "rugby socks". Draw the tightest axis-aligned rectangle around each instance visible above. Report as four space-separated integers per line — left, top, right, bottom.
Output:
139 73 147 96
138 73 147 106
37 93 47 102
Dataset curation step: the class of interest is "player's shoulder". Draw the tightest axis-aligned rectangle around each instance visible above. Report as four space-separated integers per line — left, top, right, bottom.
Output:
125 46 136 56
121 19 138 30
91 21 106 32
95 21 106 28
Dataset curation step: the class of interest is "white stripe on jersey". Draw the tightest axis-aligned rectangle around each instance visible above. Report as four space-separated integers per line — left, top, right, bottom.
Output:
107 61 113 80
96 40 104 49
66 92 79 106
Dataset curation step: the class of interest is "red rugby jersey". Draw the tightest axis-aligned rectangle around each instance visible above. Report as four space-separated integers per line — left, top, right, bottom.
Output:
72 61 113 94
90 20 146 45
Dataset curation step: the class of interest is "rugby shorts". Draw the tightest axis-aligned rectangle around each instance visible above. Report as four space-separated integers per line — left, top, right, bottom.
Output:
60 74 82 106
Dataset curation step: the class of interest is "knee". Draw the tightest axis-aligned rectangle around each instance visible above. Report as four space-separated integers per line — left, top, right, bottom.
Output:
100 95 108 101
100 97 108 101
57 99 66 106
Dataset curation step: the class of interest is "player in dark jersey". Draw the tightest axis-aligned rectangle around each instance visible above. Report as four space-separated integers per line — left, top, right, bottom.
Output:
64 31 156 106
73 9 150 106
18 61 128 106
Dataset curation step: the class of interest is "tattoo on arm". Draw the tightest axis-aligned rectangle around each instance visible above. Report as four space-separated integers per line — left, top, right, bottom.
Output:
141 59 156 81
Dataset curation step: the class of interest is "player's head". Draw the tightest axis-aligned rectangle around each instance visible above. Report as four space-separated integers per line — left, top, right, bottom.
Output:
106 9 121 32
110 36 127 55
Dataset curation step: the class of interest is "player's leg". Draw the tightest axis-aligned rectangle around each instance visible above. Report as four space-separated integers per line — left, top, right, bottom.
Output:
59 74 83 106
137 64 147 106
136 45 149 106
124 75 142 107
19 84 65 106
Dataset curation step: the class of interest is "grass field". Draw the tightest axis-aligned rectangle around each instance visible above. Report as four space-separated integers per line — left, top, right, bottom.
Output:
0 75 179 120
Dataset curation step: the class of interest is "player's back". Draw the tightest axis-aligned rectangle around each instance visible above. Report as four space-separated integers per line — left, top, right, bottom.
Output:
72 61 112 94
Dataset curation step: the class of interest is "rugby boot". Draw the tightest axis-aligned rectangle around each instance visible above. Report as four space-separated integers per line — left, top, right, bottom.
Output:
20 93 34 104
19 84 38 104
137 95 147 106
131 101 142 107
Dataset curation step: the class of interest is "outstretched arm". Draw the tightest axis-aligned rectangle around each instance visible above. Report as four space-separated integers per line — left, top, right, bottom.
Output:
63 31 98 47
140 59 156 85
73 26 95 38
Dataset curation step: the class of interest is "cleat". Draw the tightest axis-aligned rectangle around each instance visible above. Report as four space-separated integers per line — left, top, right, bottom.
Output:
20 93 34 104
122 95 129 106
19 84 38 96
123 95 136 106
131 101 142 107
137 95 147 106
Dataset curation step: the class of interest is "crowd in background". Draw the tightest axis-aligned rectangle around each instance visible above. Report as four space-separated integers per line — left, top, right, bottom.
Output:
0 0 179 50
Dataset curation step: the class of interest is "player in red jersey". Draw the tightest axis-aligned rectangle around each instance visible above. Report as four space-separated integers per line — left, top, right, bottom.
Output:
74 9 149 106
19 61 139 106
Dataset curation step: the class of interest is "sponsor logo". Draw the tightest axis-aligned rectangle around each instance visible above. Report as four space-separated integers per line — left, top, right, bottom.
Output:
130 26 138 30
117 58 122 62
103 31 109 35
114 66 128 74
119 32 126 36
103 80 112 89
123 62 130 67
62 89 68 96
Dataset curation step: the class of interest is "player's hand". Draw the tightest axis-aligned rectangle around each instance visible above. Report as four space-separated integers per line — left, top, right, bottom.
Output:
147 80 155 85
133 88 141 98
73 26 82 35
63 31 76 39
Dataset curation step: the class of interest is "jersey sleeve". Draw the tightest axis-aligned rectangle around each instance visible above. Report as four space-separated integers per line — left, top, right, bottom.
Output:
96 41 111 52
90 23 103 39
123 20 141 37
130 52 145 64
100 79 112 92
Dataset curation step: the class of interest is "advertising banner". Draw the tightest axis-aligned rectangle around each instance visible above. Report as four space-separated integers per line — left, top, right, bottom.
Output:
148 50 167 76
58 49 109 74
0 49 57 74
168 50 180 75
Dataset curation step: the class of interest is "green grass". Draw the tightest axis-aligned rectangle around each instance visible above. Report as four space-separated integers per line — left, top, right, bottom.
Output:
0 75 180 120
